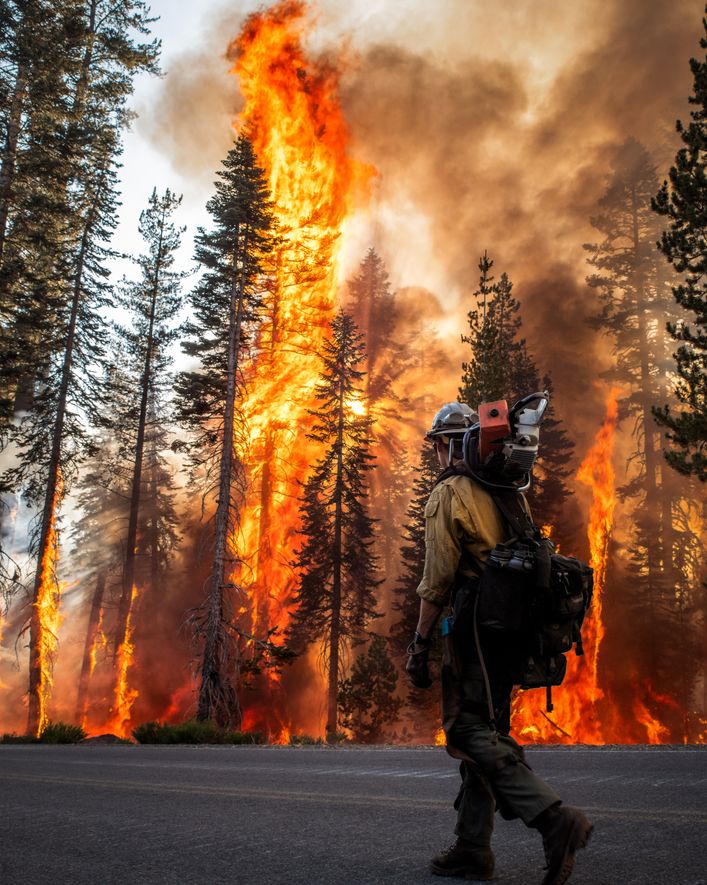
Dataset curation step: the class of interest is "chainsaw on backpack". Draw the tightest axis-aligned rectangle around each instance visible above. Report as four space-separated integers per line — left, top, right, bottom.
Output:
457 391 594 716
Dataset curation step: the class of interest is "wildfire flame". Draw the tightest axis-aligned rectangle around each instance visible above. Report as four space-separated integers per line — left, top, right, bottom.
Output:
225 0 372 731
513 391 619 744
105 585 140 739
33 471 65 737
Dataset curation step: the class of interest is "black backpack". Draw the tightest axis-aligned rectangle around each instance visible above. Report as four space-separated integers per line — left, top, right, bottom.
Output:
475 491 594 712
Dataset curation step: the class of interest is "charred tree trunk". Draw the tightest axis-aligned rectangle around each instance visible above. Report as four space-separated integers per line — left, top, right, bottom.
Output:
113 212 165 657
197 231 247 726
27 220 91 736
75 570 106 723
326 373 345 740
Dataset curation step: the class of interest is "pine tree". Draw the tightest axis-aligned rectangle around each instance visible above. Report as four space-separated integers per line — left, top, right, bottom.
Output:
0 0 159 422
388 441 441 737
338 634 402 742
586 137 703 729
288 311 380 738
459 254 520 405
459 253 574 535
345 249 412 581
112 189 185 662
652 13 707 481
4 120 122 736
175 135 275 727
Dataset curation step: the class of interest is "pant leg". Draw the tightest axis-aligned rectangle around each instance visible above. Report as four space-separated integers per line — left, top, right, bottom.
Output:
454 761 496 847
450 713 560 825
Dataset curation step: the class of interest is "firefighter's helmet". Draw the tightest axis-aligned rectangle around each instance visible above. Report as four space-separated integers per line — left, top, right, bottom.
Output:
426 402 478 441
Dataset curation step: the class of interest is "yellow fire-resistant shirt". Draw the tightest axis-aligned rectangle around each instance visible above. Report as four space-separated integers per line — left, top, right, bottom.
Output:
416 473 512 607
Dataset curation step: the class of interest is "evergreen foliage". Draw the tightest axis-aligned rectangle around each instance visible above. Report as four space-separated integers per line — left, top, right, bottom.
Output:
288 310 380 737
0 0 159 735
458 253 574 535
112 188 185 660
175 135 275 727
586 137 704 735
389 441 441 738
338 634 402 742
346 249 412 579
652 13 707 481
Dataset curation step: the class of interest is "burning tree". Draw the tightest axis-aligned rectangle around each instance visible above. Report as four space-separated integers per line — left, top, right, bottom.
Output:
346 249 414 582
288 311 380 739
0 0 158 736
586 137 704 736
112 189 185 662
175 135 275 727
652 14 707 482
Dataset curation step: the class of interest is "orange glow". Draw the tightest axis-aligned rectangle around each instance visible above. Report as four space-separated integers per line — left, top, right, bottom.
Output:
513 391 619 744
34 471 65 737
434 727 446 746
87 607 107 680
225 0 372 734
105 585 140 739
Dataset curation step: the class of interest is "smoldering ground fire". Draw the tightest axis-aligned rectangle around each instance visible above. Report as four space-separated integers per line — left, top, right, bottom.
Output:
0 0 705 745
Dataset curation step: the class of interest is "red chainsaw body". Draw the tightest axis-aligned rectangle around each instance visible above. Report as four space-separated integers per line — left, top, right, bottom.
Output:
478 400 510 461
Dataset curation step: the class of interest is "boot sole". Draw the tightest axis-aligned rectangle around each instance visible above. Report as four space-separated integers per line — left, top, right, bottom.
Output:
542 819 593 885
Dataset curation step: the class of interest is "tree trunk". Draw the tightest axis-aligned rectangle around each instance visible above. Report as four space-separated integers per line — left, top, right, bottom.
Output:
197 230 247 725
27 222 90 736
0 60 28 266
631 188 662 679
326 372 345 739
75 570 106 724
113 211 164 657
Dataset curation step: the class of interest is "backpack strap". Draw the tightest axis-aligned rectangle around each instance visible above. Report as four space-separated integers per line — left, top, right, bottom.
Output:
490 490 537 542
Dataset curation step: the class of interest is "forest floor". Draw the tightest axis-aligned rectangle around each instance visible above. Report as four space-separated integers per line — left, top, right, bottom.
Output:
1 744 705 884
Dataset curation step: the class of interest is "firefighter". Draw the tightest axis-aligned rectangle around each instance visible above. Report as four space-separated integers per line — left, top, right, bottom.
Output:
405 402 593 885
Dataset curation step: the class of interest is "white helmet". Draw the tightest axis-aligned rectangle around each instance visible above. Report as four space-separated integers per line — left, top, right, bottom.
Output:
426 402 478 441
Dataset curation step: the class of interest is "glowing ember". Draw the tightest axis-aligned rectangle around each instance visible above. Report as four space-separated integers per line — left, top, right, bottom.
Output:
33 472 65 737
434 727 446 746
226 0 372 732
105 585 140 739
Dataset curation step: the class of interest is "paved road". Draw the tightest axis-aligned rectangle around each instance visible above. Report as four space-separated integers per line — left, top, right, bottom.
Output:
1 744 705 885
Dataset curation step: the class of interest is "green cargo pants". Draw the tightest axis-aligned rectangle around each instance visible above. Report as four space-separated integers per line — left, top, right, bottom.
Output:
448 712 561 848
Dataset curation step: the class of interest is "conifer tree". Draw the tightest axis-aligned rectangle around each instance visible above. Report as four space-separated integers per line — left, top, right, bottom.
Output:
345 249 414 582
338 634 402 742
652 13 707 481
288 311 380 738
112 189 185 662
3 119 122 735
175 135 274 727
459 253 574 534
389 442 440 660
460 254 521 405
388 441 441 737
586 138 703 728
0 0 159 421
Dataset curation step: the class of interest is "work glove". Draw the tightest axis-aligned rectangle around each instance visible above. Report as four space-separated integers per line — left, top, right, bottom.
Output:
406 632 433 689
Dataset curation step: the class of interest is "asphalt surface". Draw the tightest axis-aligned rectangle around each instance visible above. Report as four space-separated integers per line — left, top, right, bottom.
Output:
1 744 705 885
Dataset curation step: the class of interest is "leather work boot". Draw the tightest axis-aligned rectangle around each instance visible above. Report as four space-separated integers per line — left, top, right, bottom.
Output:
430 840 495 880
534 804 593 885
